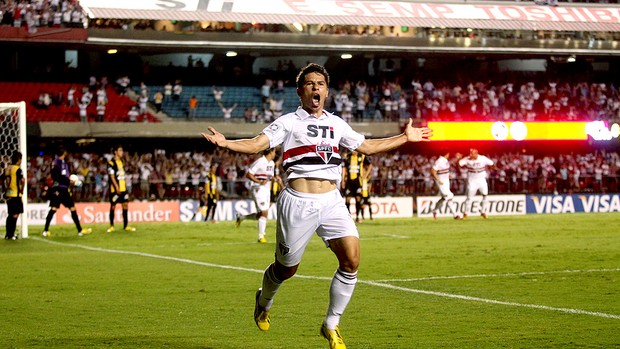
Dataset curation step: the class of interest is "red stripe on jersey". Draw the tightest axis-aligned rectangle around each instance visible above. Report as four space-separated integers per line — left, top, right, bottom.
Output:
283 145 340 160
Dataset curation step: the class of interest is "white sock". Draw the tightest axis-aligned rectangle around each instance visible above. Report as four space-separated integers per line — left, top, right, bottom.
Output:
433 197 445 213
463 198 471 215
446 199 457 216
325 268 357 329
480 196 488 214
260 264 282 310
258 217 267 239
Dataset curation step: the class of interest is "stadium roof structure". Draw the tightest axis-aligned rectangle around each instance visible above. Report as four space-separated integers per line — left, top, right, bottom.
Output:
80 0 620 32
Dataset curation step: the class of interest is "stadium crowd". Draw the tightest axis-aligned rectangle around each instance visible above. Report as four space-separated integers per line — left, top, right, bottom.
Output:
0 0 85 30
23 148 620 203
289 76 620 123
133 74 620 123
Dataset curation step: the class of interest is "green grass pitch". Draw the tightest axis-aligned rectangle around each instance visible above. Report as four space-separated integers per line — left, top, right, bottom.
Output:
1 213 619 348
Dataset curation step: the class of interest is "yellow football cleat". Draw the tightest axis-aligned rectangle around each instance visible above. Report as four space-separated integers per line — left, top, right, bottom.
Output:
254 289 271 332
42 231 51 237
124 226 136 232
78 228 92 236
106 226 116 233
321 324 347 349
258 237 267 244
235 213 242 228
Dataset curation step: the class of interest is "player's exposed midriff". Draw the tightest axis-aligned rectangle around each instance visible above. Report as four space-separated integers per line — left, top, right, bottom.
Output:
288 177 337 194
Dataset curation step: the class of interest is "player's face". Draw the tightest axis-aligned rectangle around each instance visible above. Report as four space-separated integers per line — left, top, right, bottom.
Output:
297 72 329 116
115 147 124 159
469 148 478 159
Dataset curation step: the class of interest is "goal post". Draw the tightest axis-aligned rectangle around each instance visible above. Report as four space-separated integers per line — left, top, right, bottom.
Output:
0 102 28 238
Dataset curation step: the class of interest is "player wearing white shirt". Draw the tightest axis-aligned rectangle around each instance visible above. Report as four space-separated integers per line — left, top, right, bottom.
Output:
431 150 461 220
458 148 494 219
202 63 432 348
236 147 278 243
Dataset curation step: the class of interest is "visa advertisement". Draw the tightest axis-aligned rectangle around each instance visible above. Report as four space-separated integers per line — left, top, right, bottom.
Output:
526 194 620 214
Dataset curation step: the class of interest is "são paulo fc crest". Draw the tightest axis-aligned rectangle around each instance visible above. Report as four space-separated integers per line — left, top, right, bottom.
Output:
316 141 334 163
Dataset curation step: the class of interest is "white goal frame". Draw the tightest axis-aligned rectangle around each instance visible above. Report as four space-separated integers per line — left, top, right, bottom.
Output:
0 102 28 238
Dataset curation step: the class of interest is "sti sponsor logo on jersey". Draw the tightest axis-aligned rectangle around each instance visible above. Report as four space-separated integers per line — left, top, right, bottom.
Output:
307 125 336 164
306 125 335 139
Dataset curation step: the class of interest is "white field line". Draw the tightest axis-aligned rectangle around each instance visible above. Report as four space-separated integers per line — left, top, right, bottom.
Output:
373 268 620 283
360 280 620 320
33 238 620 320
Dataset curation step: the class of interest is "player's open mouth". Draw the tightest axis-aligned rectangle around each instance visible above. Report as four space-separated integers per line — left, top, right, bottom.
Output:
312 93 320 106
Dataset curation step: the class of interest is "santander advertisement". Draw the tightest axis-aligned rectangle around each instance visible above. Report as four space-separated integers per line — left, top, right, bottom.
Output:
56 201 179 225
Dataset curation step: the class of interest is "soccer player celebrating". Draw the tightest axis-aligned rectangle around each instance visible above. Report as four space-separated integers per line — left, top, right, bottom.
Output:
3 151 24 240
458 148 494 219
431 149 461 220
106 145 136 232
202 63 432 349
236 147 279 243
42 146 92 237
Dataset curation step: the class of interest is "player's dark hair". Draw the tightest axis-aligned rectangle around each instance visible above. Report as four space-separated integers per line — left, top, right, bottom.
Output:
296 63 330 88
11 151 22 164
113 144 123 152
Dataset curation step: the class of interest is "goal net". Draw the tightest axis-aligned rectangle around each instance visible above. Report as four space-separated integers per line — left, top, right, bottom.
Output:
0 102 28 238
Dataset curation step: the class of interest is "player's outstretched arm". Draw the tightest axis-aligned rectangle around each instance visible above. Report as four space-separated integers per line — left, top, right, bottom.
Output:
356 118 432 155
201 127 270 154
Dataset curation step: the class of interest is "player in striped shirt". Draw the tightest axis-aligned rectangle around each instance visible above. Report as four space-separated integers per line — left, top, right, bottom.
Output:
3 151 24 240
458 148 495 219
202 63 432 349
236 147 279 243
431 149 461 220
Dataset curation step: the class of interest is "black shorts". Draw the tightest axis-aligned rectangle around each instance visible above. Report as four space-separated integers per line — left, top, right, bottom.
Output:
207 197 217 207
7 197 24 215
345 179 361 197
360 196 370 206
48 187 75 209
110 191 129 204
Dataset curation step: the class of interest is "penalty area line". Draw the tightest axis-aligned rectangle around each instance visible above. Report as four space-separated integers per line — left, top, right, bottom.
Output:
33 238 620 320
33 237 265 274
373 268 620 283
360 280 620 320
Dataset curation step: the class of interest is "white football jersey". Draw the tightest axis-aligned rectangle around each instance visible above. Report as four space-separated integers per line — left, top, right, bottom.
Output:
459 155 494 180
247 156 275 190
432 156 451 182
262 107 365 185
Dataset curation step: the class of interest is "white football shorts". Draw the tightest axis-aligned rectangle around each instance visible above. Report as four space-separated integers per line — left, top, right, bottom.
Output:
466 177 489 198
275 187 359 267
435 179 454 200
251 185 272 212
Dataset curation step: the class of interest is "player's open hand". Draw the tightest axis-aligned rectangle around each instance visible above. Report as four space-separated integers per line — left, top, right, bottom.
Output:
201 127 229 148
404 118 433 142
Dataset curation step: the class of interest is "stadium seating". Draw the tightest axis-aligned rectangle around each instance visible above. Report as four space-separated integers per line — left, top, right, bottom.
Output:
147 85 299 119
0 82 158 122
